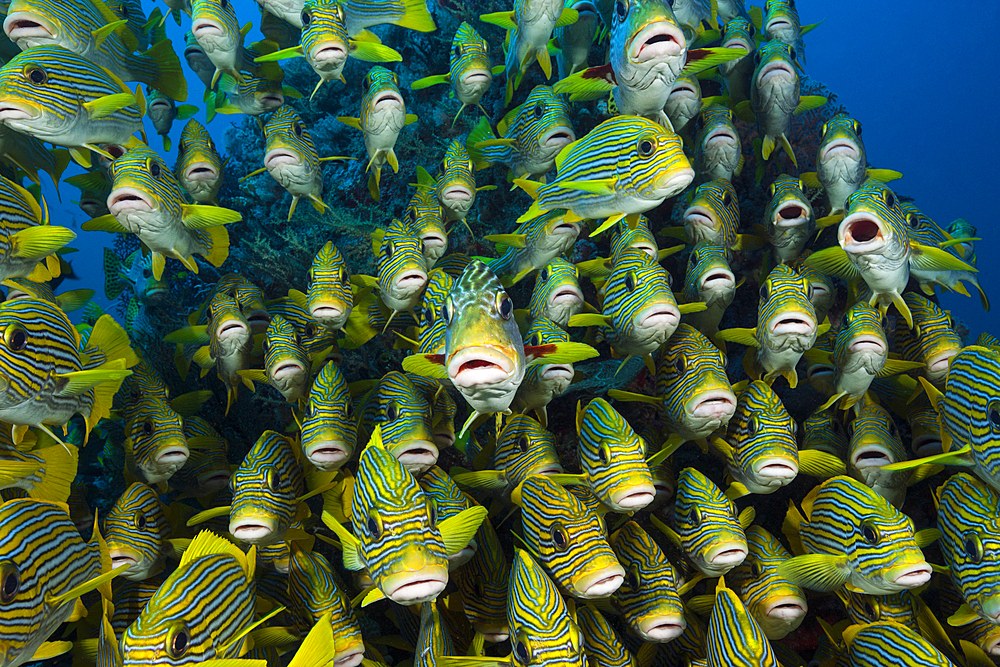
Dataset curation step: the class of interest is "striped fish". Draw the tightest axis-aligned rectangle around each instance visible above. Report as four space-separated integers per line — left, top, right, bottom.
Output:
514 116 694 235
121 531 256 665
577 605 633 667
550 398 654 512
718 264 824 388
0 175 74 284
322 425 486 606
174 120 224 205
184 291 253 414
610 324 736 443
111 576 162 636
364 219 429 326
208 45 289 119
409 374 457 450
841 621 953 667
403 260 597 429
718 17 755 104
639 425 676 511
267 294 340 361
419 466 477 568
403 188 447 269
4 0 186 101
227 430 305 546
407 268 453 349
652 467 752 577
0 297 136 445
694 104 743 184
336 66 418 200
761 175 815 264
516 474 624 599
0 498 117 667
0 437 77 502
337 0 435 37
239 314 311 404
486 210 582 287
300 361 356 471
189 273 270 335
83 144 237 281
946 217 978 263
411 22 499 124
466 85 575 181
680 241 735 339
663 72 702 142
835 588 920 634
452 413 563 499
511 317 576 427
0 46 144 165
105 483 183 581
171 416 230 498
799 266 836 324
553 0 597 79
145 89 196 152
731 525 807 640
801 115 901 216
287 544 364 667
609 520 686 642
183 31 215 89
356 370 437 475
122 397 188 485
806 180 975 329
415 598 454 667
434 140 487 231
895 292 961 387
780 476 932 594
454 514 509 642
293 241 354 334
936 473 1000 626
905 396 942 458
704 576 778 667
189 0 246 86
102 247 169 317
847 396 928 509
527 258 583 328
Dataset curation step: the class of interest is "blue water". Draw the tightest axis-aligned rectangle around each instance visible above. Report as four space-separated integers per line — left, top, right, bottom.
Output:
52 0 1000 337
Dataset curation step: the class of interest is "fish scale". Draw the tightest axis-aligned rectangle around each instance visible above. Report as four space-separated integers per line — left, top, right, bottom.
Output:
104 483 173 582
229 430 305 546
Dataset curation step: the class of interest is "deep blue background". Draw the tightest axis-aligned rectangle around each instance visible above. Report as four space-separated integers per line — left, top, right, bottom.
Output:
53 0 1000 338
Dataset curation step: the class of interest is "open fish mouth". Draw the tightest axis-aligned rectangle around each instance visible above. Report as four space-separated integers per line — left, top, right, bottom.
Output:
420 234 446 251
887 562 932 589
394 270 429 294
4 13 54 41
636 303 680 331
668 81 699 101
311 41 348 63
707 543 748 568
185 162 219 181
477 627 510 644
108 551 139 570
393 439 439 473
704 126 738 149
155 445 190 466
259 93 285 108
271 359 306 381
629 21 685 62
305 441 350 466
108 187 155 215
840 213 887 253
372 90 403 110
246 310 271 330
0 99 38 121
449 347 514 388
311 304 344 321
216 319 249 341
911 433 941 458
848 336 885 356
852 444 894 471
540 126 575 148
637 614 686 641
764 596 808 621
229 517 277 543
700 269 735 292
821 138 860 161
148 99 172 113
770 312 816 336
610 484 656 510
196 470 231 493
758 59 795 85
541 364 573 381
753 456 798 481
690 390 737 420
774 203 810 228
265 148 301 169
383 568 449 604
549 285 583 307
575 565 625 598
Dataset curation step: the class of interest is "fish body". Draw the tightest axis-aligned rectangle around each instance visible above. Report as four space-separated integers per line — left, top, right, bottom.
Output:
338 0 435 37
512 317 576 424
518 473 624 599
681 241 735 338
403 189 447 269
419 466 478 567
229 430 305 546
211 54 288 117
901 204 987 309
183 31 215 88
370 219 429 321
174 119 224 205
487 210 582 287
145 89 195 152
663 72 701 141
818 303 890 411
762 175 814 264
493 0 567 102
0 174 74 284
102 248 169 309
256 314 311 403
123 396 189 485
301 242 353 333
105 483 176 581
454 515 509 642
577 605 632 667
705 577 779 667
196 291 253 412
749 41 800 164
172 417 230 498
528 258 583 327
259 105 327 220
842 621 953 667
718 16 755 103
682 178 740 248
412 22 494 121
554 0 597 78
121 531 256 665
300 360 356 471
356 370 438 475
761 0 805 61
467 85 575 180
812 115 876 215
694 104 742 183
190 0 245 85
432 140 478 227
895 292 961 387
733 525 807 640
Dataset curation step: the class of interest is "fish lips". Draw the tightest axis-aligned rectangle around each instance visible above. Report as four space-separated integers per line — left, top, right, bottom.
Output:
3 12 55 46
757 58 796 86
704 541 748 573
264 148 302 170
310 302 349 330
839 212 889 254
572 562 625 599
683 205 719 237
634 301 680 336
772 201 812 229
216 318 250 344
688 390 737 424
195 469 232 496
628 20 685 63
448 346 514 388
270 358 306 382
886 561 932 589
108 187 155 216
0 98 40 123
753 455 799 484
539 125 576 149
309 40 349 66
548 284 583 309
372 89 403 111
184 161 220 182
393 439 439 475
107 548 141 575
635 612 686 642
381 565 449 605
608 483 656 511
304 439 352 470
768 311 816 338
820 138 861 162
229 516 278 544
925 348 958 385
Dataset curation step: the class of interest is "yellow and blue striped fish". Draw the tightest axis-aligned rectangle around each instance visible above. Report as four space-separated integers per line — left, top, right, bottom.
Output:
187 291 253 414
425 140 483 230
799 266 836 323
550 398 654 512
123 396 189 486
0 174 74 284
802 406 848 459
172 416 230 498
409 374 457 451
406 268 453 350
466 85 574 181
680 241 736 339
609 520 686 643
652 467 752 577
0 297 136 445
121 530 257 666
780 476 932 595
183 31 215 88
209 45 292 119
267 294 340 360
527 259 583 328
747 40 818 166
454 514 509 643
300 360 356 472
0 45 144 165
227 430 305 546
761 175 815 264
516 473 624 599
895 292 962 387
239 313 311 404
511 317 576 427
680 178 741 249
718 263 824 388
841 621 953 667
515 116 693 234
577 605 633 667
695 104 743 184
731 525 807 640
705 576 778 667
323 425 485 606
846 397 922 509
357 370 437 475
414 598 454 667
486 209 582 287
295 241 354 334
552 0 597 79
189 0 246 86
174 119 225 205
419 465 477 568
835 588 921 635
111 576 164 637
403 188 448 269
337 0 435 37
365 219 429 326
902 203 988 309
105 483 182 582
411 22 499 124
718 18 755 104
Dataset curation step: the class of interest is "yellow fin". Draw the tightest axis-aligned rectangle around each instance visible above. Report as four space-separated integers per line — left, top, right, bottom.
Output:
439 505 488 556
10 226 76 260
797 449 846 477
777 553 851 592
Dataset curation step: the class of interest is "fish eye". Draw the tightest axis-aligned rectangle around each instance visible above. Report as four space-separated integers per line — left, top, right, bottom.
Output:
304 323 316 338
384 241 394 259
964 532 984 563
386 402 399 421
788 47 796 60
746 417 757 437
120 3 128 15
427 498 438 526
674 355 686 375
516 435 529 453
754 51 762 65
550 523 569 550
134 510 147 530
4 325 26 352
689 505 702 528
882 190 896 209
441 299 451 324
0 561 20 603
305 402 315 418
988 399 1000 433
906 213 920 229
344 400 354 419
367 512 382 538
722 190 733 208
265 469 279 491
747 23 755 37
340 268 349 283
859 518 880 545
532 103 544 119
854 120 862 136
166 625 189 658
750 560 762 578
147 159 162 178
759 283 769 301
637 138 655 157
514 636 531 664
614 0 627 22
539 267 548 282
496 293 513 320
300 9 310 25
143 268 151 278
24 66 47 85
688 249 698 265
599 443 611 465
626 563 640 590
625 271 637 293
475 579 485 597
219 0 228 8
293 122 304 138
831 419 840 433
407 208 416 224
142 419 153 436
863 600 877 620
453 43 463 57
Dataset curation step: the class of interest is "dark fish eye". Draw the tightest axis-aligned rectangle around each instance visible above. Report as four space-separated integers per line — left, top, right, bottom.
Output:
689 505 702 528
148 160 161 178
367 512 382 538
854 120 862 136
305 402 315 418
427 498 437 526
440 299 451 324
143 269 151 278
831 419 840 433
142 419 153 436
532 103 544 119
293 122 303 137
384 241 394 259
219 0 228 9
688 250 698 265
514 639 531 664
539 267 548 282
344 401 354 419
788 47 796 60
25 67 47 85
907 214 920 229
674 355 685 375
987 399 1000 433
599 443 611 465
883 190 896 209
265 469 278 491
750 560 762 578
747 23 755 37
134 510 147 530
864 601 877 620
637 138 655 157
550 523 568 550
166 626 189 658
614 0 627 22
625 271 636 293
305 323 315 338
859 518 879 545
300 9 310 25
722 191 733 208
964 532 984 563
754 51 762 65
386 402 399 421
626 563 640 590
407 208 416 224
120 4 128 15
0 562 20 603
746 417 757 437
759 283 769 301
496 293 513 320
516 435 529 453
5 325 26 352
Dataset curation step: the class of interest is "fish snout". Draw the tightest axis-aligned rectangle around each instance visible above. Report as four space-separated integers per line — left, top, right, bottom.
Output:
393 439 439 476
887 561 932 589
448 347 514 388
840 213 887 253
690 390 737 421
926 348 958 385
705 542 748 572
304 439 352 470
108 187 155 216
636 612 686 641
574 562 625 599
609 483 656 511
753 456 799 483
229 516 278 544
629 22 685 62
382 558 448 605
763 595 808 623
770 311 816 337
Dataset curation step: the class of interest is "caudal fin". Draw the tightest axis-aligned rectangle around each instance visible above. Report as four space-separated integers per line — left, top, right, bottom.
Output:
143 39 188 101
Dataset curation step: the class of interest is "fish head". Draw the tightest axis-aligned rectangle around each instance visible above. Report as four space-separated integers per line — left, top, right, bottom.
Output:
578 398 655 511
494 414 563 485
108 145 184 220
835 302 885 368
229 431 301 546
939 347 1000 483
363 66 405 116
722 15 755 53
613 0 685 68
404 190 448 268
104 483 171 581
419 467 477 568
817 114 865 172
127 252 170 304
177 445 232 498
802 407 848 458
519 476 624 599
261 315 310 400
605 249 680 343
213 276 269 334
609 217 658 261
683 240 736 308
735 525 807 640
726 380 799 491
663 71 701 129
521 317 574 396
763 0 801 45
838 181 908 259
609 521 686 641
530 258 583 325
508 549 586 667
450 22 493 102
301 1 350 74
444 260 524 414
436 140 477 218
516 85 575 155
683 178 739 245
262 106 317 174
176 120 223 189
145 90 174 128
611 116 693 200
797 266 835 323
847 399 906 488
301 362 356 471
897 293 960 386
674 468 748 576
757 264 818 353
752 40 798 96
183 32 216 87
190 0 241 51
306 242 353 331
368 371 438 475
695 104 740 174
125 398 189 484
706 583 777 665
207 291 251 353
376 220 429 311
414 269 454 340
905 400 941 457
0 297 80 403
765 175 814 237
658 325 736 438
